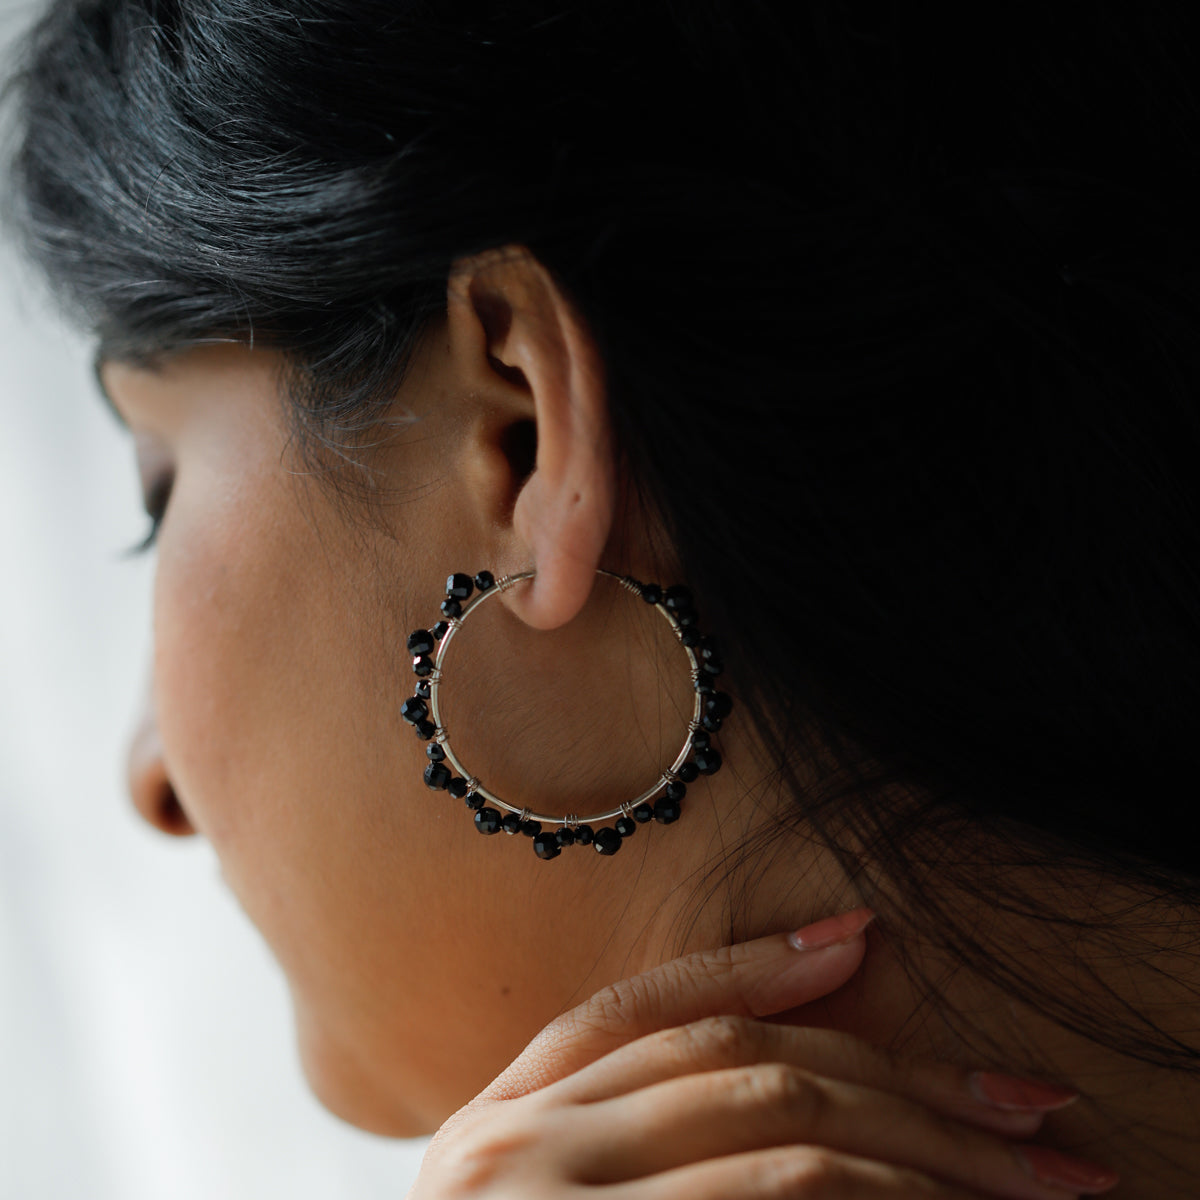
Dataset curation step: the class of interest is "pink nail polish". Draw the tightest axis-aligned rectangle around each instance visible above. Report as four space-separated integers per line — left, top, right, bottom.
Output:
969 1071 1079 1112
787 907 875 950
1015 1146 1120 1194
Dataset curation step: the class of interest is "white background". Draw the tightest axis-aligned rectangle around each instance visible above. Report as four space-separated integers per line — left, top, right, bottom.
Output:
0 1 428 1194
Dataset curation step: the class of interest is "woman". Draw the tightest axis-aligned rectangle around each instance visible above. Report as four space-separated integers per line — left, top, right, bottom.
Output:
6 1 1198 1195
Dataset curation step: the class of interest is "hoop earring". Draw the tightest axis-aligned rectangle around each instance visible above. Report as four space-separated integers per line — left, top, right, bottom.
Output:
402 568 733 859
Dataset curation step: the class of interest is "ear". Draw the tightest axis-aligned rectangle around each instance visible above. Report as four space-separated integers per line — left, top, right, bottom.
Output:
447 247 616 631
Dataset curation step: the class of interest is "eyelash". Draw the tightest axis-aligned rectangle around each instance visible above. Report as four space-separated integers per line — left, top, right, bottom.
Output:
128 473 174 556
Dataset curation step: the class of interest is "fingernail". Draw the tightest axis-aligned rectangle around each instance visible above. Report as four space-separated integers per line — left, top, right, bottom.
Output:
1015 1146 1119 1194
787 907 875 950
969 1071 1080 1113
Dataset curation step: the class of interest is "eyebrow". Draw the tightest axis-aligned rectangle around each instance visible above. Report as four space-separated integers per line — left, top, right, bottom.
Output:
92 352 128 430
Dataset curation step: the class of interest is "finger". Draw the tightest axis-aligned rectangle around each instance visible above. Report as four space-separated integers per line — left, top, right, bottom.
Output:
570 1064 1109 1200
552 1017 1072 1138
602 1146 989 1200
480 908 874 1102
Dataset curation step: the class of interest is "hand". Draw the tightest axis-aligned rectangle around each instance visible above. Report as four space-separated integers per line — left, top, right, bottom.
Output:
408 909 1118 1199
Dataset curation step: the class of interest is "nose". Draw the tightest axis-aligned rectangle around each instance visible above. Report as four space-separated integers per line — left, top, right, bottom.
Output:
127 684 196 837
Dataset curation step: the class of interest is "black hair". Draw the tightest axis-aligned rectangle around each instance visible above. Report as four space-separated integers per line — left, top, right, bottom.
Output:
7 0 1200 1079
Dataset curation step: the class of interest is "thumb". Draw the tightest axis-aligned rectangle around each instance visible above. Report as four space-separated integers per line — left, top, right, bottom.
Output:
480 907 874 1102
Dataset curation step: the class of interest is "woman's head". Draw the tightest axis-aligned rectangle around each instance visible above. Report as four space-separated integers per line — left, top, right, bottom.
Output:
8 0 1200 1134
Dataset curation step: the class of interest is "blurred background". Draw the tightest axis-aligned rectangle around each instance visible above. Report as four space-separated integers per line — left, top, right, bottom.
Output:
0 1 427 1194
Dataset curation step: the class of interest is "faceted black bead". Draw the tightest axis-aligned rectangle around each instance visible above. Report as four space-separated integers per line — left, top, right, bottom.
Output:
415 718 437 740
448 776 470 799
677 761 699 783
532 832 561 860
699 635 720 659
701 654 725 676
665 780 687 802
501 813 523 835
431 621 450 641
474 570 495 592
446 573 475 601
664 585 693 612
440 598 462 619
520 820 541 837
680 626 702 648
695 748 723 776
654 797 682 824
633 803 654 823
615 815 637 838
700 713 724 733
406 629 435 655
705 692 734 720
676 609 698 628
465 792 485 811
573 825 595 846
593 827 622 855
426 742 446 762
415 680 432 700
400 697 429 725
694 673 717 695
475 807 502 834
423 763 451 790
413 654 434 677
555 827 576 848
690 730 711 751
640 582 663 605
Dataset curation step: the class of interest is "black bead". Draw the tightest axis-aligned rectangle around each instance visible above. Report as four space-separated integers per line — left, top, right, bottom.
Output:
431 621 450 641
446 573 475 601
680 626 702 647
654 797 682 824
699 635 720 659
690 730 711 751
701 713 723 733
677 761 699 783
573 825 594 846
426 742 446 762
694 748 723 776
676 609 698 628
501 813 523 835
664 585 693 612
440 598 462 619
555 827 576 848
640 582 663 605
475 807 501 834
465 792 485 810
694 673 717 695
533 833 561 860
593 827 622 855
413 654 434 677
615 815 637 838
406 629 435 655
701 654 725 676
415 718 437 740
633 803 654 823
665 780 687 802
415 680 432 700
520 819 541 837
705 692 733 720
423 763 450 790
400 697 429 725
474 570 495 592
448 776 470 799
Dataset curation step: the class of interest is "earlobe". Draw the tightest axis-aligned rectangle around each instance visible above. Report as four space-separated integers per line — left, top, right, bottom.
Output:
451 247 616 632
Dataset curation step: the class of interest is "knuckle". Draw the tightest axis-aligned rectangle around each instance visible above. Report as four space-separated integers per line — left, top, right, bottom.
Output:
667 1014 759 1065
753 1147 845 1198
739 1063 825 1124
431 1113 544 1195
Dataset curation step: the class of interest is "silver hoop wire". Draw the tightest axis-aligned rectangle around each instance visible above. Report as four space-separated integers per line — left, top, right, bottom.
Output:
429 569 703 826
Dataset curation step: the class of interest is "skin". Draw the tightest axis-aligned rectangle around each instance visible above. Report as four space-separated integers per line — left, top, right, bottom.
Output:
108 249 1200 1194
